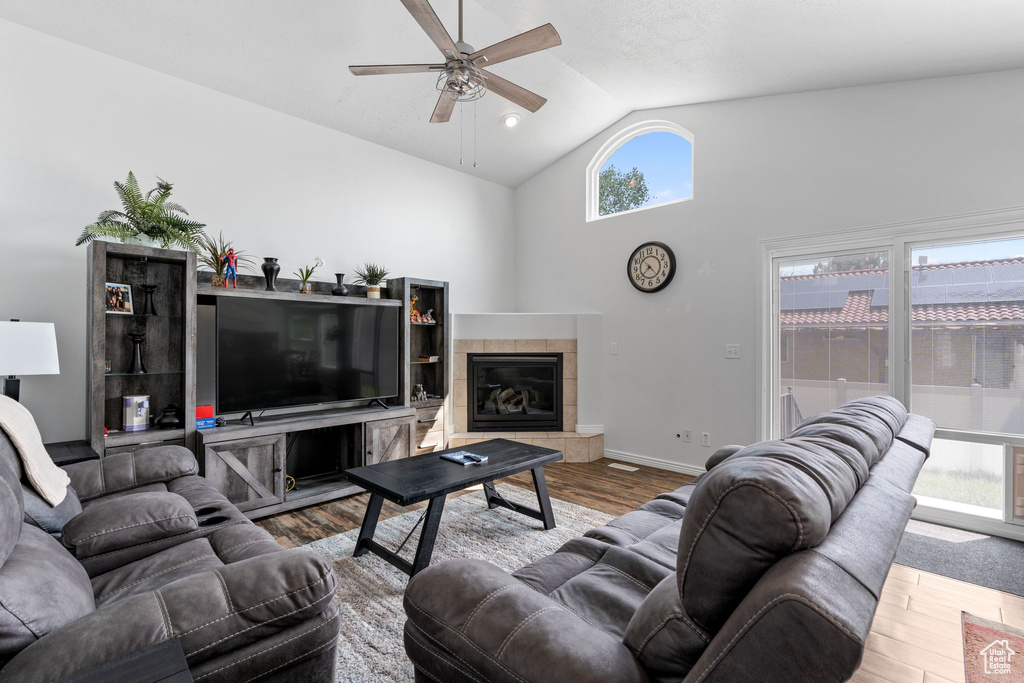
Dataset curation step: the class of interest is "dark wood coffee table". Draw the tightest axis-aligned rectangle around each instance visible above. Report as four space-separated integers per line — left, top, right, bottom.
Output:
344 439 563 576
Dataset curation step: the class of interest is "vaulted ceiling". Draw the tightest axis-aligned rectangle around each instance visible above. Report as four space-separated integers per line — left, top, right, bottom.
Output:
3 0 1024 187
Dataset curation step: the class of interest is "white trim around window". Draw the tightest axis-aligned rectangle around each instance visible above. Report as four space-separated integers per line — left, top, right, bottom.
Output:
585 119 694 223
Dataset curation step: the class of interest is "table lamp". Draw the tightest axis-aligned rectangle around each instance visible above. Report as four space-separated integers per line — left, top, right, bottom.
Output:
0 320 60 402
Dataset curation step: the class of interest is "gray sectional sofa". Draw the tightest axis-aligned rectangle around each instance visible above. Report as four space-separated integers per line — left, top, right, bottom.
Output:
403 395 934 683
0 433 340 681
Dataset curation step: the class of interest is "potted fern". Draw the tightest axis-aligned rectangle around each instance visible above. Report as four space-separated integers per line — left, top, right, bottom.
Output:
198 232 256 287
354 262 390 299
75 172 207 251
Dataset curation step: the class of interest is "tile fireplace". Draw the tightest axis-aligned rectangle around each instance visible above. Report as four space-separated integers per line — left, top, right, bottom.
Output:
468 353 562 432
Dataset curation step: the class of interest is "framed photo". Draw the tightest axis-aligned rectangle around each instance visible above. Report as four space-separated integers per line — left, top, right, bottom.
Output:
105 283 134 315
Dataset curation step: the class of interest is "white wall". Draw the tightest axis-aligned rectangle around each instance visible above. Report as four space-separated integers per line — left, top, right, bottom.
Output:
0 20 515 442
513 68 1024 470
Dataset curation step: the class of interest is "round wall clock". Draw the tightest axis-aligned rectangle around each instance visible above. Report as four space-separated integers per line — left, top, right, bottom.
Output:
627 241 676 293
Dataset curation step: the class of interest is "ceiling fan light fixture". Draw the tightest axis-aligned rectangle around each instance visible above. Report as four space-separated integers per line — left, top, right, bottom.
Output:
501 112 521 128
436 61 487 102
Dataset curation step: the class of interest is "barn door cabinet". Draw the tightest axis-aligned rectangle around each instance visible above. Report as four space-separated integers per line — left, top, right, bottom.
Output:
196 406 415 519
202 435 286 512
365 416 414 466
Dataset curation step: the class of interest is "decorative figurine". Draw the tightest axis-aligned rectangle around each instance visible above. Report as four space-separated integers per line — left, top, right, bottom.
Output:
424 309 435 324
410 294 423 322
220 248 240 288
412 383 427 402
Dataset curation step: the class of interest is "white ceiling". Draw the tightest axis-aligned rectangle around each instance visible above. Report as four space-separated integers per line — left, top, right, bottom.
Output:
2 1 1024 187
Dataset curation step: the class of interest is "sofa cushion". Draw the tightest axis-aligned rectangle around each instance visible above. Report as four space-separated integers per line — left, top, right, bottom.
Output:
22 483 82 536
677 438 863 636
63 446 199 502
623 576 710 678
74 477 254 577
0 524 94 665
92 523 285 606
546 545 671 638
0 436 25 568
583 498 686 547
62 492 198 560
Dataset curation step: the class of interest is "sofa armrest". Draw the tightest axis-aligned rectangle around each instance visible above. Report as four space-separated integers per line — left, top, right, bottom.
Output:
61 492 198 559
1 549 336 682
705 444 744 471
63 446 199 502
404 559 645 683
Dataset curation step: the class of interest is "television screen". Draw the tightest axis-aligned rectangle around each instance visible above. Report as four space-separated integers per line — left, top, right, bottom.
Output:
216 298 400 413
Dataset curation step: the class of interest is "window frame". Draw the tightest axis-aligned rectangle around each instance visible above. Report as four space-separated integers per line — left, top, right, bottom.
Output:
585 120 694 223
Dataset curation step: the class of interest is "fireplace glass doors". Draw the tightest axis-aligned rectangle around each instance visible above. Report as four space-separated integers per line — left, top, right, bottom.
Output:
468 353 562 431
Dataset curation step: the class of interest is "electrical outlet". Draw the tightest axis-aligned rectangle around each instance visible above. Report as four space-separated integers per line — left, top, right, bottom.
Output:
610 342 618 355
682 429 692 443
725 344 740 359
701 432 711 447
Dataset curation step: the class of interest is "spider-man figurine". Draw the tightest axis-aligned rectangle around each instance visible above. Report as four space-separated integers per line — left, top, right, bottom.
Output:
221 248 239 288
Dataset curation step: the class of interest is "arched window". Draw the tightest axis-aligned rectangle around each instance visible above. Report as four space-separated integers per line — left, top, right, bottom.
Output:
586 120 693 222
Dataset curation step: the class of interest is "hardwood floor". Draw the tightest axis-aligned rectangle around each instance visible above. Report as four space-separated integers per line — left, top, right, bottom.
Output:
256 459 1010 683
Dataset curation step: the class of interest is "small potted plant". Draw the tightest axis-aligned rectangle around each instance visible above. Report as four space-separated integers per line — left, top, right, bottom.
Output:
198 232 256 287
354 262 389 299
294 257 325 294
75 172 207 251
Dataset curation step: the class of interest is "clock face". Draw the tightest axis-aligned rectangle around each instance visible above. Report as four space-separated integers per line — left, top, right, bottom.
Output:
628 242 676 293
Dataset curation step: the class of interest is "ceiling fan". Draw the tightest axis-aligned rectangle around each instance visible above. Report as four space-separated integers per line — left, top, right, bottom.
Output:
349 0 561 123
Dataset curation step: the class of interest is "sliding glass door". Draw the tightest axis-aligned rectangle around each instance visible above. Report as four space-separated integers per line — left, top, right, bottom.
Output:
774 249 891 437
907 236 1024 525
767 230 1024 537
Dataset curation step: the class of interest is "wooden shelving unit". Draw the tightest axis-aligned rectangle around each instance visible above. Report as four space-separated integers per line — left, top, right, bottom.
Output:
86 242 197 455
390 278 450 455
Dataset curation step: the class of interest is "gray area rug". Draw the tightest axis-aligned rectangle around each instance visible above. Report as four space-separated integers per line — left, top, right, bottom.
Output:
303 484 614 682
895 519 1024 597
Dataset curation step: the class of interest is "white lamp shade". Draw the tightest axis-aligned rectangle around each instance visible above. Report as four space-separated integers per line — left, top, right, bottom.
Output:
0 322 60 376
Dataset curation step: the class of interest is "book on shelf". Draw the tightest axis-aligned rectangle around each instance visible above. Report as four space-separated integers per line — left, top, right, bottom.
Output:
417 355 440 363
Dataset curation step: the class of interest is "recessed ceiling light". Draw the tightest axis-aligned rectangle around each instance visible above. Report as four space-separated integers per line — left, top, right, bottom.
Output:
501 113 521 128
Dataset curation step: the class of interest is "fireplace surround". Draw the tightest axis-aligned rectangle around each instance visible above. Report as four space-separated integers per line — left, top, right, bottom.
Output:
468 353 562 431
452 337 603 463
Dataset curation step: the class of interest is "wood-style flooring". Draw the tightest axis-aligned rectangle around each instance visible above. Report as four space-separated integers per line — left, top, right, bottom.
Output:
256 459 1005 683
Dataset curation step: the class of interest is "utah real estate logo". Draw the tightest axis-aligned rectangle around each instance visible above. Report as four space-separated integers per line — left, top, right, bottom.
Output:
979 639 1016 675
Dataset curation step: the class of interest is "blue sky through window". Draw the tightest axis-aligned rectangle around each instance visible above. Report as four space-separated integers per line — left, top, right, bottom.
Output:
600 131 693 209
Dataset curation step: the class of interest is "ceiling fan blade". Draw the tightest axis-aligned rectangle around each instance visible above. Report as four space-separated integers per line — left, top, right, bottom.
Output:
469 24 561 67
400 0 460 59
349 64 444 76
430 92 457 123
480 70 546 113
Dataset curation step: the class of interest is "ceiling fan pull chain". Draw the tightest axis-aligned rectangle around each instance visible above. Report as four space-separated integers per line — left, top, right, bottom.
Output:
473 101 478 168
459 101 464 165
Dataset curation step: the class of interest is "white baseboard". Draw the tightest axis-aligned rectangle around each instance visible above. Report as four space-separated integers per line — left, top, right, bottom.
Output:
575 424 604 434
604 449 705 477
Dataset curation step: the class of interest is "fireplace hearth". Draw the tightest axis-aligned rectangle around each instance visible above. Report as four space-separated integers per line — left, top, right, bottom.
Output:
468 353 562 431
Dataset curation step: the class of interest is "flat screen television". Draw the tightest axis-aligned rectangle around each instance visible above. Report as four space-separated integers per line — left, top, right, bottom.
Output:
216 298 400 413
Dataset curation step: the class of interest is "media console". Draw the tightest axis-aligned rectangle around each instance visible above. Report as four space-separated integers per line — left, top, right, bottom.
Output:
196 404 415 519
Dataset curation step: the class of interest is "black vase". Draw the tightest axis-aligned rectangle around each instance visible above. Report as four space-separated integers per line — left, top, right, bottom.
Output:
127 333 147 374
262 258 280 291
140 284 158 316
332 273 349 296
154 405 182 430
